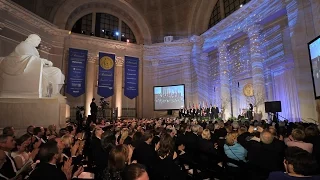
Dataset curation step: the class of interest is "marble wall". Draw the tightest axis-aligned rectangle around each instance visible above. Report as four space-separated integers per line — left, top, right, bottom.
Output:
143 39 193 118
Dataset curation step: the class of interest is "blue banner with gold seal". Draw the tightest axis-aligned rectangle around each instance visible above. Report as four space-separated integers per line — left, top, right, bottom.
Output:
97 52 115 98
66 48 88 97
124 56 139 99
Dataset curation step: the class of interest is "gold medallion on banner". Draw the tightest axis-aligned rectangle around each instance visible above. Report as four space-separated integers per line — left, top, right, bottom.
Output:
100 56 114 70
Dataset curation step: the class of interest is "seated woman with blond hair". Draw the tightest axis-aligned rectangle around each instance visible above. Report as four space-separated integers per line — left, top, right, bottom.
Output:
224 132 247 167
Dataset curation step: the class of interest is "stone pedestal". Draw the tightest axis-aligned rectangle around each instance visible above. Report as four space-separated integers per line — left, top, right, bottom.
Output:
0 98 69 136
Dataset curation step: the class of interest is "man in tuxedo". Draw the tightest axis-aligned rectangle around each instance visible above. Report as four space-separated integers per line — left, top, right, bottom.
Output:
27 125 34 136
90 98 98 123
206 107 210 119
0 135 17 179
247 103 253 120
178 108 182 119
0 150 6 169
210 105 214 120
247 131 285 179
29 141 83 180
33 127 46 143
132 130 157 176
213 106 219 119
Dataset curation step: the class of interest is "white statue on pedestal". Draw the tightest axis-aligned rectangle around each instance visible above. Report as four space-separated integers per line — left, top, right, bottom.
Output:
0 34 65 98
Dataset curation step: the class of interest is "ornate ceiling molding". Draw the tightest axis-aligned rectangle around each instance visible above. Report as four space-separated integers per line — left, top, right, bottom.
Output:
0 0 67 36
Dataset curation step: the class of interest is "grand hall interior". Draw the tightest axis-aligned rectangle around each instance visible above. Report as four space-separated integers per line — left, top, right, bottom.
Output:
0 0 320 180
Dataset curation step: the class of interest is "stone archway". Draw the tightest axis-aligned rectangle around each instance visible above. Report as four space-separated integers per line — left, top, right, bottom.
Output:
64 3 143 44
52 0 152 44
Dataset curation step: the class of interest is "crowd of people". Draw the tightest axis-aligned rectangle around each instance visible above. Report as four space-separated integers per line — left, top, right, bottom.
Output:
0 117 320 180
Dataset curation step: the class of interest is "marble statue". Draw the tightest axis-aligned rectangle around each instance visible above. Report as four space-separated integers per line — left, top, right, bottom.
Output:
0 34 65 98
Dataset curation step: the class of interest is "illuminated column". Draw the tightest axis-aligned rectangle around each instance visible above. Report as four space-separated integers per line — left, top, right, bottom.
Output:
246 24 266 116
85 53 97 116
200 52 210 102
115 56 124 117
231 80 239 117
265 68 273 101
190 35 204 104
218 41 231 120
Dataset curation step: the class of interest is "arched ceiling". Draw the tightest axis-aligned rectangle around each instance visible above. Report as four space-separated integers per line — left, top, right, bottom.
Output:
11 0 214 43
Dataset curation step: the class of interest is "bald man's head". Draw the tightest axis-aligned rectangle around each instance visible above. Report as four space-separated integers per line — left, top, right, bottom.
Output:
260 131 274 144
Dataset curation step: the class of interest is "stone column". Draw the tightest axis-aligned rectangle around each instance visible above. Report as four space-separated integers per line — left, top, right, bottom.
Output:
231 80 239 117
246 24 266 116
137 49 143 118
200 52 210 103
190 35 204 105
85 53 97 116
265 68 273 101
218 41 231 120
115 56 124 117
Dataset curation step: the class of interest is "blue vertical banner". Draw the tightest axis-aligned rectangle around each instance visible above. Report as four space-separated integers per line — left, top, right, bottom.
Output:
98 52 115 98
66 48 88 97
124 56 139 99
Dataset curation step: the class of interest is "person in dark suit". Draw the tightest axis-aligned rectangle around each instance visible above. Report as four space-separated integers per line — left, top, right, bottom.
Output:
132 130 157 176
0 135 18 179
247 103 253 120
198 129 219 166
178 108 182 119
247 131 285 179
90 126 108 177
90 98 98 123
210 105 214 120
184 125 200 158
214 106 220 119
29 141 83 180
206 107 210 119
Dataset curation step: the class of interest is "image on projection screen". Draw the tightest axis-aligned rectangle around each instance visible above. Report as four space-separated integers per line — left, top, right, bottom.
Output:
154 85 185 110
309 36 320 98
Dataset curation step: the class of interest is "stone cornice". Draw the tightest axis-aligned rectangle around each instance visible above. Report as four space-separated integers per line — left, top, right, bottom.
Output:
0 0 67 36
143 39 192 49
69 34 142 53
